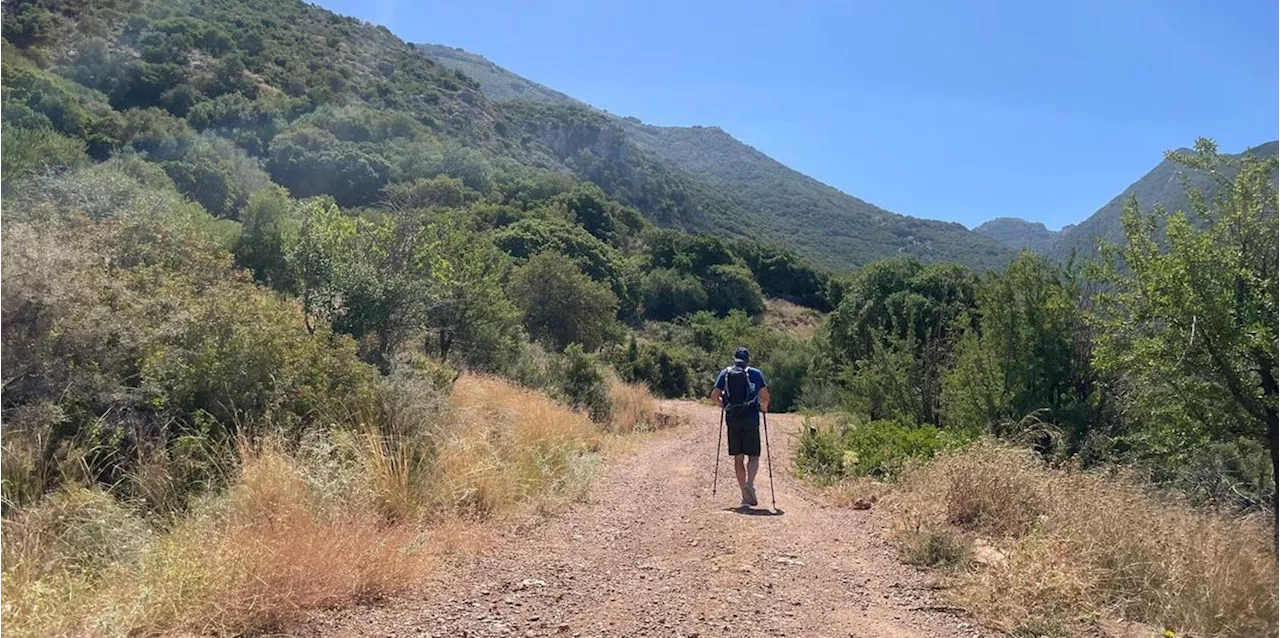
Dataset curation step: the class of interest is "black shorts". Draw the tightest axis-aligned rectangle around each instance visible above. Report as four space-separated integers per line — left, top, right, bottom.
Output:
725 411 761 457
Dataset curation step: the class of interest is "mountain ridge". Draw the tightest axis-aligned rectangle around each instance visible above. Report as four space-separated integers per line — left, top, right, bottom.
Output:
417 43 1015 271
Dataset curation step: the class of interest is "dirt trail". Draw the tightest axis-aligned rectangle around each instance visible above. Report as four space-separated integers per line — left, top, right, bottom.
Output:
301 402 991 638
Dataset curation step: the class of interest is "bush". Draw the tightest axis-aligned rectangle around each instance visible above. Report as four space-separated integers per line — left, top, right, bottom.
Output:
640 268 708 320
705 264 764 316
555 344 612 423
760 337 811 412
1 127 88 179
794 416 965 480
612 337 696 399
509 251 618 351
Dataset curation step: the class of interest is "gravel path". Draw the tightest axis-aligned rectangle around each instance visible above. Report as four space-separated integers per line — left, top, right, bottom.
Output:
299 401 992 638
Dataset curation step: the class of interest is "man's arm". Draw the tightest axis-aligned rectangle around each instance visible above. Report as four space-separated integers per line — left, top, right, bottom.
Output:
710 387 723 405
758 387 770 413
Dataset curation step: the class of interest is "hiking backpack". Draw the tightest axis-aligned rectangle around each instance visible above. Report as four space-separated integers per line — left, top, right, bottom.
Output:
723 365 757 415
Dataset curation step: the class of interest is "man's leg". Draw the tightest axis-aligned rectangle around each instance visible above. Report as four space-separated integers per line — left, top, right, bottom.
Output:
734 454 747 488
746 456 760 486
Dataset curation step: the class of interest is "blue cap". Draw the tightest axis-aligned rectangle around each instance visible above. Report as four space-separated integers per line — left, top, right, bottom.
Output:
734 346 750 363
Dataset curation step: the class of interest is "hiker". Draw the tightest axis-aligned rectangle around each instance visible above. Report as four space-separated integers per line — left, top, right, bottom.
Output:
710 346 770 507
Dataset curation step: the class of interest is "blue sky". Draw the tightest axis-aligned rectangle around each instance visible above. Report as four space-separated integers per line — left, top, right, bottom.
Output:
316 0 1277 230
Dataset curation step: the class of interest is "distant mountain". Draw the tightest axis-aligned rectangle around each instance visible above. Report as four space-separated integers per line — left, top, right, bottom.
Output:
418 44 1015 271
1048 141 1279 261
973 218 1062 253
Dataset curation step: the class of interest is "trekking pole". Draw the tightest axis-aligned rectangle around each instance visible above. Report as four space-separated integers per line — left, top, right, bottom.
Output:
712 407 724 495
763 411 777 511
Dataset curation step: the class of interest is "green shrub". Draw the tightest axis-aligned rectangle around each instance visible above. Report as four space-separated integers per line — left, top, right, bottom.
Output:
794 416 969 480
844 419 959 477
794 419 849 481
1 127 88 179
611 337 695 399
761 337 811 412
555 344 611 422
640 267 708 321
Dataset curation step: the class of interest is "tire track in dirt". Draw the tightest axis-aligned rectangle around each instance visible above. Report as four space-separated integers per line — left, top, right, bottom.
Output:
300 401 991 638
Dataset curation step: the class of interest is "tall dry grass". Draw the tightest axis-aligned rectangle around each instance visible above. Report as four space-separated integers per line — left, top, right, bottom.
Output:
428 374 602 516
1 373 612 637
606 375 661 433
890 441 1278 637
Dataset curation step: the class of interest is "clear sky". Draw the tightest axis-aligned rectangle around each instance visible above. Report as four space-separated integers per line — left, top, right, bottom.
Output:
315 0 1277 230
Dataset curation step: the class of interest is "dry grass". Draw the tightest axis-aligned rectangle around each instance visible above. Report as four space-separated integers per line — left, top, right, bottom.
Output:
606 374 660 434
431 374 603 517
762 297 825 340
1 374 609 636
889 440 1278 637
1 448 435 637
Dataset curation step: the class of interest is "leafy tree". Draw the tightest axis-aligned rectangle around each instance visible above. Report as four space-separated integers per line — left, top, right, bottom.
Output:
1093 139 1279 492
508 251 618 351
957 253 1095 441
556 344 611 422
421 218 520 370
551 183 643 246
705 264 765 316
234 186 297 291
288 200 434 368
492 217 636 315
267 126 391 207
640 268 708 320
383 175 479 210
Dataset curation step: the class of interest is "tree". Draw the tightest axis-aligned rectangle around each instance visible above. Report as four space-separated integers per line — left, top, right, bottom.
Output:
383 175 478 210
234 186 297 291
640 268 708 320
1093 139 1279 493
508 251 618 351
705 264 764 316
422 218 520 370
938 252 1095 445
288 200 432 369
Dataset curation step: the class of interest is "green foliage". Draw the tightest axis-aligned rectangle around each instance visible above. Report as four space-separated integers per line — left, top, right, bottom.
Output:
267 125 392 207
555 344 612 422
1 201 378 510
822 257 977 425
761 338 813 413
938 253 1095 446
640 268 707 321
795 417 965 480
508 251 619 351
234 186 297 291
421 217 520 371
705 264 765 317
383 175 479 210
611 337 696 399
0 127 87 179
1092 139 1279 499
493 217 636 316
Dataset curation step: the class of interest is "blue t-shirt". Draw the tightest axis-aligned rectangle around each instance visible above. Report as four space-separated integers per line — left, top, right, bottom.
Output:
714 366 767 422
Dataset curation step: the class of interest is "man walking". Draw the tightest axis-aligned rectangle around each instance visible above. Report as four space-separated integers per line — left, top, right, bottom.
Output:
710 347 770 508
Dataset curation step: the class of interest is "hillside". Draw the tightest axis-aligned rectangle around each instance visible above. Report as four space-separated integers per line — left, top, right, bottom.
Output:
1048 141 1279 261
419 44 1015 271
973 217 1063 253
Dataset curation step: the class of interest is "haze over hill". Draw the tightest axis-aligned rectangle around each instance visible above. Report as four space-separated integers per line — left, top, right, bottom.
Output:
419 43 1015 271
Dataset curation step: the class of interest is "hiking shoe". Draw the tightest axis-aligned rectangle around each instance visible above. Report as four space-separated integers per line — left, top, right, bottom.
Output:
744 482 758 506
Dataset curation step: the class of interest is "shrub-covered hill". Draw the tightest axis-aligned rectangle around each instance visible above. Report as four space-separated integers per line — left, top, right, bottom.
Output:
1046 140 1279 261
416 43 1016 271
